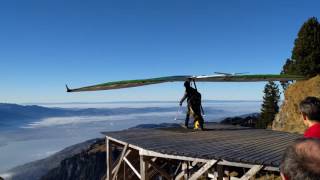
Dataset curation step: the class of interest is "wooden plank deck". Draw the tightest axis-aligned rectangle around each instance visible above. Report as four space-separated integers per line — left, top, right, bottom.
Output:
104 124 302 168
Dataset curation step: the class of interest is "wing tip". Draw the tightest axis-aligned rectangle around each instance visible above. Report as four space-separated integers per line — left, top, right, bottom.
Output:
66 84 72 92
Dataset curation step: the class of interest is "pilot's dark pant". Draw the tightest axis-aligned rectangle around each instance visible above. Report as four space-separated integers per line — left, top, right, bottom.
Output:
185 104 190 127
190 103 204 130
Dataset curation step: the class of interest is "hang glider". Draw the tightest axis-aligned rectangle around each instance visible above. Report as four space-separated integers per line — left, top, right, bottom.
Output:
66 73 306 93
214 72 249 76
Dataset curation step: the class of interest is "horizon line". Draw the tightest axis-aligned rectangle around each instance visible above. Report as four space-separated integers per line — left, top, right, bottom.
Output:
17 99 264 105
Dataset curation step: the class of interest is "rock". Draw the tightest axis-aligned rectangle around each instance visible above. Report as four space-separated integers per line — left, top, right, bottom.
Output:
40 139 107 180
272 75 320 133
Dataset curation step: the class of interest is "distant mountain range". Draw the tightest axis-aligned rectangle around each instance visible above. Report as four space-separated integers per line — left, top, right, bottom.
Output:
0 103 179 128
0 103 229 129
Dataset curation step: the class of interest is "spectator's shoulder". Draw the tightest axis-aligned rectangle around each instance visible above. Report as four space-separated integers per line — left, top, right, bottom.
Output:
304 123 320 138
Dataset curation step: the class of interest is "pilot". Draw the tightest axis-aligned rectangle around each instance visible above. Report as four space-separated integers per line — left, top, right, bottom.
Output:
179 80 204 130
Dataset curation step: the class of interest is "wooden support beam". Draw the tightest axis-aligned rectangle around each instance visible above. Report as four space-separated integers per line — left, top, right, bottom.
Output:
183 162 188 179
147 158 159 178
189 160 217 180
175 162 188 180
239 165 263 180
139 149 209 163
149 162 168 179
191 161 199 167
147 159 172 180
217 164 224 180
209 175 239 180
140 155 149 180
112 144 129 180
174 162 182 176
175 160 201 180
124 156 141 179
123 160 126 180
148 157 157 169
106 137 113 180
218 160 279 172
112 149 131 174
208 173 215 179
231 177 241 180
123 150 133 179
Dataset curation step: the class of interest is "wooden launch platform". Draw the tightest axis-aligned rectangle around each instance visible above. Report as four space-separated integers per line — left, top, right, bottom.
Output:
104 124 301 180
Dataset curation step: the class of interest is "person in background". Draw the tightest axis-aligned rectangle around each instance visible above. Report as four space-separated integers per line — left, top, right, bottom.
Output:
299 96 320 138
179 80 204 130
280 138 320 180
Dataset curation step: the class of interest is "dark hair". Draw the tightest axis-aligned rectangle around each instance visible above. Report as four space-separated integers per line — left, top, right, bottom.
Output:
184 81 191 88
299 96 320 121
280 138 320 180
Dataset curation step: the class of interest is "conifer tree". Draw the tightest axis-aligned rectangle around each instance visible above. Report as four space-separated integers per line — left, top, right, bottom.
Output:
281 17 320 78
256 81 280 129
280 58 295 90
281 17 320 90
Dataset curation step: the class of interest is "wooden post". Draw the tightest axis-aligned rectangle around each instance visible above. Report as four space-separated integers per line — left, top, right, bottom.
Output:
217 165 224 180
175 162 188 180
106 137 113 180
140 155 149 180
123 161 126 180
182 162 188 179
225 167 230 180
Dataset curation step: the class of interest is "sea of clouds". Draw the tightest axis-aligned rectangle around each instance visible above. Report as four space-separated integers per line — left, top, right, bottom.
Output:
0 101 260 174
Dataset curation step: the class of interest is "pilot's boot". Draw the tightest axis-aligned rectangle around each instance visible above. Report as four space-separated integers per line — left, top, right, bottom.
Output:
194 115 204 130
194 120 200 130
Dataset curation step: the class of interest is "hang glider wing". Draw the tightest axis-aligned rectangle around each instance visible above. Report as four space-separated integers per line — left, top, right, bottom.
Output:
66 76 191 92
214 72 233 76
66 74 306 92
194 74 306 82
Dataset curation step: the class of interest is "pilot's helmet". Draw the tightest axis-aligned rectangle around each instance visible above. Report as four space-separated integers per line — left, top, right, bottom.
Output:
184 81 191 88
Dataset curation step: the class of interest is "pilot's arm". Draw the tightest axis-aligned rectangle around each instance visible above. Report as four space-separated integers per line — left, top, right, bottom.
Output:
179 91 187 106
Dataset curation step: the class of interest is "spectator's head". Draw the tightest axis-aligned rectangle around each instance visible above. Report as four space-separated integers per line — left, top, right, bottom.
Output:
280 138 320 180
299 97 320 126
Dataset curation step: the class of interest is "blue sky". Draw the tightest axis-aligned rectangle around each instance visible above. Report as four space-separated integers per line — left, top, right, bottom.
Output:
0 0 319 103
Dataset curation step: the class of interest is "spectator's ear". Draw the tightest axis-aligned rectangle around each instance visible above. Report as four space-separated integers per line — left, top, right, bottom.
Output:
281 172 289 180
302 113 308 121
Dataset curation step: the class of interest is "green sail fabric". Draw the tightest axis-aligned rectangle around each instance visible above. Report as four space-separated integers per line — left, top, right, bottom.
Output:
67 74 306 92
